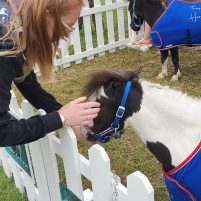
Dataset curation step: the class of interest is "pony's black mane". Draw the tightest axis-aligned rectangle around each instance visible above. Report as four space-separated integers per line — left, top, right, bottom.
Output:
84 70 140 97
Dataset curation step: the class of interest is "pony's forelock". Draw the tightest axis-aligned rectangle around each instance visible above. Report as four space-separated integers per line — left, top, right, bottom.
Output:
83 70 140 97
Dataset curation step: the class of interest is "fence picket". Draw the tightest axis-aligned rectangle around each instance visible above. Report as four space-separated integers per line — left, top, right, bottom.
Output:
105 0 115 53
9 157 25 194
22 173 38 201
73 22 83 64
59 39 71 68
59 127 84 200
89 145 112 201
0 148 12 178
83 2 94 60
127 171 154 201
117 0 126 50
94 0 105 57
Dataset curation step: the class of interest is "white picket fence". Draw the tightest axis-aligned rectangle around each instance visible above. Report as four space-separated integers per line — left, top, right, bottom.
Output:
54 0 144 68
0 91 154 201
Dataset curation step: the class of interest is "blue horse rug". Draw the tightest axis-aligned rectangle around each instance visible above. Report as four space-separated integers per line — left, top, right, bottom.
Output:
162 142 201 201
151 0 201 50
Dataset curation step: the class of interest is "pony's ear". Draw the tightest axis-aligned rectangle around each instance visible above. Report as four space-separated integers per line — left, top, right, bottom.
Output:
134 67 143 76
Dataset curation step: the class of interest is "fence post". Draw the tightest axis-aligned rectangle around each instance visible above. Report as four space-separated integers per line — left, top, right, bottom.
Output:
89 144 113 201
127 171 154 201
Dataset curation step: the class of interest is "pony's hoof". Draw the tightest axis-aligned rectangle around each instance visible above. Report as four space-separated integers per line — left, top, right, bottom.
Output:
157 72 167 79
177 70 181 77
170 75 179 81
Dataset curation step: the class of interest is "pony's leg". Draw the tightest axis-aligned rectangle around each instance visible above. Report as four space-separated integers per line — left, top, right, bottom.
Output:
170 47 181 81
157 50 169 79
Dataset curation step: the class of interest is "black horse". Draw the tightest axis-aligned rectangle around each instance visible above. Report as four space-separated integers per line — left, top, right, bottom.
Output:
134 0 181 80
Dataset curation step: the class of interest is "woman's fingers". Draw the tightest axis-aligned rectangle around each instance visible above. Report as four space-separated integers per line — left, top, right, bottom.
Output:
82 108 100 116
73 97 100 108
59 96 100 127
81 101 100 109
82 113 98 125
73 96 87 104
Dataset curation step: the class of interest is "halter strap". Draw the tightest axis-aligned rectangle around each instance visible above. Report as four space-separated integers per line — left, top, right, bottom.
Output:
111 81 132 129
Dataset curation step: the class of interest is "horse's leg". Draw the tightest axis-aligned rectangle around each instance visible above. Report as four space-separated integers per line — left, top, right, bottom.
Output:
89 0 96 29
170 47 181 81
157 50 169 79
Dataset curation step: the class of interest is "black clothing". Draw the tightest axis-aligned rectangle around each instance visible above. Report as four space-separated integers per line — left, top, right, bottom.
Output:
0 53 63 147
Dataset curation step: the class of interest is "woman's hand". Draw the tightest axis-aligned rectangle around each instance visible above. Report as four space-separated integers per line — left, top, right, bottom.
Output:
58 96 100 127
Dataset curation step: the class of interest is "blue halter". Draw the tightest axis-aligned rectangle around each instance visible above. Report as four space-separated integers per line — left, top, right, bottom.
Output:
87 81 132 143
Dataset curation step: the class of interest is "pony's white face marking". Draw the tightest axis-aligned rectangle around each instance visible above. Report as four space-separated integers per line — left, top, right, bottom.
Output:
89 86 108 101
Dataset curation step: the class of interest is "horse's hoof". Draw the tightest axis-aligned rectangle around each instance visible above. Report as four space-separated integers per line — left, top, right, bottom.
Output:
177 70 181 77
157 72 167 79
170 75 179 81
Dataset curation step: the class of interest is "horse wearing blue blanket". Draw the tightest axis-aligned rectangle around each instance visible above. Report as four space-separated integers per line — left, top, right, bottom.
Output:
133 0 201 81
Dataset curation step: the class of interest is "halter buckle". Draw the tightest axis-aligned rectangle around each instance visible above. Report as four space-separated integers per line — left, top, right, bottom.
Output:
116 106 125 118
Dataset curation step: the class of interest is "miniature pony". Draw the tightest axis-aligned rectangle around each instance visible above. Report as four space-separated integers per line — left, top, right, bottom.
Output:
83 68 201 201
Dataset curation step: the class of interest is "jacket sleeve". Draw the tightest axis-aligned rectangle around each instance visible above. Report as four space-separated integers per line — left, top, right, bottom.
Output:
0 111 63 147
14 71 62 113
0 55 63 147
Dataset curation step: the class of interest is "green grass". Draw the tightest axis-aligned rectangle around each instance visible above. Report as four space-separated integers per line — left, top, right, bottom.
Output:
0 167 28 201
